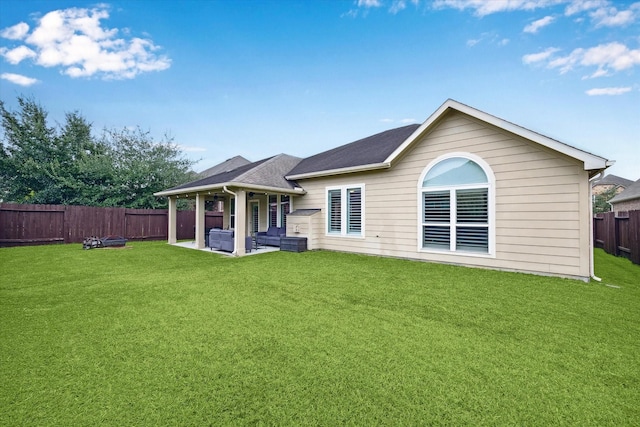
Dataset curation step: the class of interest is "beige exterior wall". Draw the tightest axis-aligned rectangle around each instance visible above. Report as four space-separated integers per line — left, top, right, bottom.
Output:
293 111 592 280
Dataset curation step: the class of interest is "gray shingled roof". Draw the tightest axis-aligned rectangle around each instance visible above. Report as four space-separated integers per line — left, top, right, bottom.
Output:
167 154 302 192
593 174 634 188
610 178 640 204
287 124 420 176
198 155 251 178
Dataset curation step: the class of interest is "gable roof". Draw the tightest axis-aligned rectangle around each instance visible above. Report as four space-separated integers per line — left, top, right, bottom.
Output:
198 155 251 178
154 154 303 197
609 178 640 204
593 174 634 188
287 99 612 180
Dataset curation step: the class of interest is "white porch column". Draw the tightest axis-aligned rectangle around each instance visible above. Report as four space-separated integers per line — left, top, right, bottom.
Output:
195 193 206 249
168 196 177 244
235 190 247 256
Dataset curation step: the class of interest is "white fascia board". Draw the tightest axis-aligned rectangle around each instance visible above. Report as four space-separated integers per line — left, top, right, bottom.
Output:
385 99 610 172
286 162 391 181
154 181 305 198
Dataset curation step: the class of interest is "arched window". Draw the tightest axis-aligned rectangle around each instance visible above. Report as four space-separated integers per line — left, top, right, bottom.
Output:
419 154 494 255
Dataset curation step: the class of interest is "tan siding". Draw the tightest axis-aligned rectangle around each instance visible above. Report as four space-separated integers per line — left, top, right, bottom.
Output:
294 110 591 279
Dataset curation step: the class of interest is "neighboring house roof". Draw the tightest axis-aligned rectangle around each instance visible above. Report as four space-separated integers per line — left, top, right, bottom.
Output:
609 178 640 204
155 154 303 197
287 124 420 178
199 155 251 178
287 99 612 180
592 174 634 188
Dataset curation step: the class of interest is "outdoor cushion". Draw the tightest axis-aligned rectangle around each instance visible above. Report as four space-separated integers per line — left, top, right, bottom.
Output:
256 226 285 246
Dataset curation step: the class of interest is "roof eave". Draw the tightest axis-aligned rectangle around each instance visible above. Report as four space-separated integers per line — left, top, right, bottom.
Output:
286 162 391 180
154 181 305 198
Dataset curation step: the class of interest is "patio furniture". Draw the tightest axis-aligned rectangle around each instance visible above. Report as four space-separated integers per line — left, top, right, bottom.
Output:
208 229 234 252
255 226 286 247
280 237 307 252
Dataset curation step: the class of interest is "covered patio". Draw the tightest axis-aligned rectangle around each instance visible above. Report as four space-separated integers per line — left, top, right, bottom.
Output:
154 154 305 256
172 240 280 256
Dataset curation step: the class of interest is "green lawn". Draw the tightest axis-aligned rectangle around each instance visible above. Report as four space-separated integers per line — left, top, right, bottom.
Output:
1 243 638 426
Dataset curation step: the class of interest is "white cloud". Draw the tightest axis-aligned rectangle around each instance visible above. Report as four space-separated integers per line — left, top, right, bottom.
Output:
0 6 170 80
0 22 30 40
380 118 416 124
0 45 37 64
586 87 632 95
526 42 640 76
390 0 407 14
178 145 208 153
580 42 640 72
524 15 555 33
1 72 39 86
522 47 561 64
589 3 640 27
433 0 564 17
358 0 382 7
564 0 608 16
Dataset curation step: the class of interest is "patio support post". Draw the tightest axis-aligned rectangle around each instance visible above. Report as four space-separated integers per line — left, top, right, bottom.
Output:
195 193 206 249
168 196 177 244
235 190 247 256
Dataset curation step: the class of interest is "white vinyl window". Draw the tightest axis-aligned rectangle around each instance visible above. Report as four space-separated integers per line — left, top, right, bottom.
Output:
419 154 494 255
327 185 364 236
250 201 259 234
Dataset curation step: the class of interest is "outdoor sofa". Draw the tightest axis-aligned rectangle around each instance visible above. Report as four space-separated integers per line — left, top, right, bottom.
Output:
208 229 234 252
256 226 286 247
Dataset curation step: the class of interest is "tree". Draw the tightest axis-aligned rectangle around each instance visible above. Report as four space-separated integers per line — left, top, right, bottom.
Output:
99 127 196 208
0 96 197 208
0 96 57 203
593 187 617 213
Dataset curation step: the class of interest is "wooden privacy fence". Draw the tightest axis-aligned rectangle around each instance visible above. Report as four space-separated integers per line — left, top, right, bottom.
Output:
594 210 640 266
0 203 222 247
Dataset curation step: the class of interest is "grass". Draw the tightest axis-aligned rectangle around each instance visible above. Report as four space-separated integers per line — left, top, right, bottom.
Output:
1 243 638 426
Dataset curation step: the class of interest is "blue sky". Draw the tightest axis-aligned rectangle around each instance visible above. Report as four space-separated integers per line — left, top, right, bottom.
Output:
1 0 639 180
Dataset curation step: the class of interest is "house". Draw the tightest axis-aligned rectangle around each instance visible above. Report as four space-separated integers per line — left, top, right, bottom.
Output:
154 99 612 281
592 174 633 196
609 178 640 213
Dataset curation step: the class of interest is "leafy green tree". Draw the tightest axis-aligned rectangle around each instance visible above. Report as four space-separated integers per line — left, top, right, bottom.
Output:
99 127 196 208
0 96 57 203
593 187 618 213
1 96 196 208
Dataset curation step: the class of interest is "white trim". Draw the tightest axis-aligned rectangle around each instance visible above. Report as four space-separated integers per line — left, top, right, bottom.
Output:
325 183 365 238
249 200 260 235
286 162 390 180
154 182 306 198
417 153 496 257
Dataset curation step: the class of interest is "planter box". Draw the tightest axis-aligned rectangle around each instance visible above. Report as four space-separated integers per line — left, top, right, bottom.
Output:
280 237 307 253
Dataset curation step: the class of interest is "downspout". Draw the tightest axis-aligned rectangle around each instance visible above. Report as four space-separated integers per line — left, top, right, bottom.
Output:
589 172 603 282
223 186 238 256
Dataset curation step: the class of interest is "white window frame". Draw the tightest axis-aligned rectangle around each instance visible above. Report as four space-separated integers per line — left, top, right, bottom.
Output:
229 197 236 230
326 184 365 237
249 200 259 235
417 153 495 257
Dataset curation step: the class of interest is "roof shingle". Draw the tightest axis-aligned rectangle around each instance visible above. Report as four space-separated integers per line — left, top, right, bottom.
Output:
287 124 420 177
